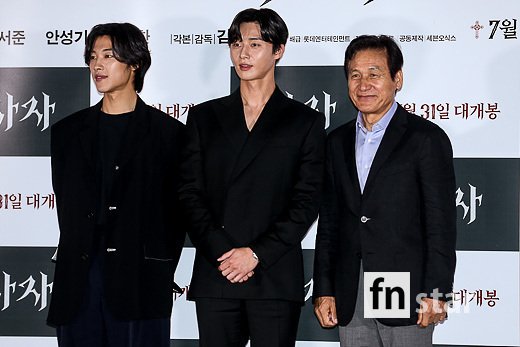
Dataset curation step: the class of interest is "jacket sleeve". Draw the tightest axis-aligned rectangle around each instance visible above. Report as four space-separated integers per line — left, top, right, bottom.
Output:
418 126 457 301
249 113 326 269
163 119 187 272
312 134 340 298
50 123 65 229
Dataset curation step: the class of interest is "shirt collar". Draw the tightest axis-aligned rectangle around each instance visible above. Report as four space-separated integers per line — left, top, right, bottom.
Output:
356 101 398 133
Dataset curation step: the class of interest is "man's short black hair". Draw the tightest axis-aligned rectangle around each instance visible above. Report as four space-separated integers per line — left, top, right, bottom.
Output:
84 23 151 93
228 8 288 54
344 35 404 80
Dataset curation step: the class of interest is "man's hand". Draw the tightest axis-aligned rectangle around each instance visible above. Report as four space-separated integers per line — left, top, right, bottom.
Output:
314 296 338 327
417 297 447 327
217 247 258 283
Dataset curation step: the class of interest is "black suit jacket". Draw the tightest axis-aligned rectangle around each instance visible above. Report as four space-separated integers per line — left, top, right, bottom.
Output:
47 97 186 326
179 87 325 302
313 104 456 326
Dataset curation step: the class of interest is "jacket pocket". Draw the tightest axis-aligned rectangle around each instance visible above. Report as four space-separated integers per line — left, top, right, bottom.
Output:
143 245 174 261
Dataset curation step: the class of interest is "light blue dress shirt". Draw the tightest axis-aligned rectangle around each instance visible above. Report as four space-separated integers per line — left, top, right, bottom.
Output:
355 102 398 193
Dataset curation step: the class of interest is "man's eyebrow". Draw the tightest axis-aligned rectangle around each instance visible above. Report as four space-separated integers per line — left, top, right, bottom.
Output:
91 47 113 53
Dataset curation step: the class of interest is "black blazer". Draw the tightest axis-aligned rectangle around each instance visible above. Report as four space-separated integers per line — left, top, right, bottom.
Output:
47 97 186 326
313 104 456 326
179 87 325 302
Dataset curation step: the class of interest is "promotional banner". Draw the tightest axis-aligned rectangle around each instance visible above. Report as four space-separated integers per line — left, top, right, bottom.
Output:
1 1 518 346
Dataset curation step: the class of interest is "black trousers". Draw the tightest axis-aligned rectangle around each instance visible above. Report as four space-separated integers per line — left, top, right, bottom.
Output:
195 298 301 347
56 252 170 347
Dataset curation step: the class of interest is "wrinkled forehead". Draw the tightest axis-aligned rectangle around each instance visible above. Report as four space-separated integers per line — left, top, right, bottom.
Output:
348 48 389 70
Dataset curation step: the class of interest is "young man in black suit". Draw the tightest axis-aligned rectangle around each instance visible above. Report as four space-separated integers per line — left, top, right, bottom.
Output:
47 23 185 347
313 35 457 346
179 8 326 347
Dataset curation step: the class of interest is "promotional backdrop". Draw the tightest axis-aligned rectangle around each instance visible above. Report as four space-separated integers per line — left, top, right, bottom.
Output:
1 1 519 346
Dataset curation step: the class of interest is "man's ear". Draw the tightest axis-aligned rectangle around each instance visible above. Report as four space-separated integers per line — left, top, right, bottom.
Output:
395 70 403 91
274 44 285 60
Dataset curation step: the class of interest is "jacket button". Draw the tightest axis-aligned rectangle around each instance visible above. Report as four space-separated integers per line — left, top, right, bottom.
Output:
114 165 119 171
80 253 89 261
87 212 94 219
360 216 370 223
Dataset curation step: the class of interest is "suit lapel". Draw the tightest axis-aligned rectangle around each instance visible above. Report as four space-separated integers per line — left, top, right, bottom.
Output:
213 89 248 149
228 87 287 182
362 105 408 198
116 97 150 168
79 100 102 172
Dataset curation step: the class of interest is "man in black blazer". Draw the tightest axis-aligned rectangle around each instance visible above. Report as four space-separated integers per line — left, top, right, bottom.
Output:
179 8 325 347
313 35 456 346
47 23 185 347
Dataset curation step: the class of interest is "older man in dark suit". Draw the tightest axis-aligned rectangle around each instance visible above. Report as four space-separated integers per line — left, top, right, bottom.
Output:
313 35 456 346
